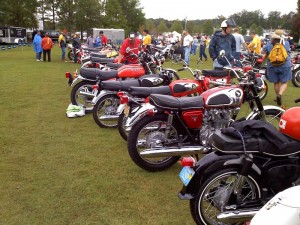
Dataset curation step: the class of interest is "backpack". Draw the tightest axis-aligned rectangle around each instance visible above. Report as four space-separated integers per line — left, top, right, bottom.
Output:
268 43 288 66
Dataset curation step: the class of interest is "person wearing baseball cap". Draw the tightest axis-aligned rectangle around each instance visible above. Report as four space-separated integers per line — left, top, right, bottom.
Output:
117 32 141 64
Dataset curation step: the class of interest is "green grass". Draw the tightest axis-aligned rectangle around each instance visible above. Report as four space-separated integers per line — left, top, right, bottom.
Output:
0 46 298 225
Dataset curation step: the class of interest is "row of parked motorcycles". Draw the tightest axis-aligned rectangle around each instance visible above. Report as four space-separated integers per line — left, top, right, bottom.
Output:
64 44 300 225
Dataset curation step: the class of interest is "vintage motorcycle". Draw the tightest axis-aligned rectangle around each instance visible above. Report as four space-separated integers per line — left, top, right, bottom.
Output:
126 67 284 172
178 98 300 225
291 51 300 87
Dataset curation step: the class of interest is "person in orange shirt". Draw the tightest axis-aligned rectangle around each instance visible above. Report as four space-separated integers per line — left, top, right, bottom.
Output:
41 33 53 62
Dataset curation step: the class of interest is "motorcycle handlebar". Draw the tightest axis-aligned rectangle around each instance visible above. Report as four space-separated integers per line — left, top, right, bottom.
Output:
295 98 300 103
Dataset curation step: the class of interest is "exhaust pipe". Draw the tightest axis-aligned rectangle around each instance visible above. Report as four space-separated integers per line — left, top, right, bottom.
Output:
99 115 119 121
139 146 209 157
217 208 259 224
79 90 96 98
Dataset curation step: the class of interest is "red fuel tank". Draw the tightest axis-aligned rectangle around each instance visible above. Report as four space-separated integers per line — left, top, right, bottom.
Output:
117 64 146 78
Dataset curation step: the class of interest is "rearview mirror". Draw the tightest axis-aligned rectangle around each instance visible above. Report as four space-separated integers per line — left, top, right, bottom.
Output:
219 50 225 57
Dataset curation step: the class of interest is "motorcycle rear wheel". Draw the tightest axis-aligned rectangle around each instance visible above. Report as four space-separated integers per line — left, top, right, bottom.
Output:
93 94 120 128
127 114 181 172
70 81 95 112
118 112 128 141
291 68 300 87
190 168 262 225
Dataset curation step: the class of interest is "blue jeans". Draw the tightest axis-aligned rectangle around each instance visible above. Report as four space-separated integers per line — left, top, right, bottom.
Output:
61 47 66 60
199 45 207 60
184 46 191 66
36 52 42 60
233 52 242 67
190 45 197 55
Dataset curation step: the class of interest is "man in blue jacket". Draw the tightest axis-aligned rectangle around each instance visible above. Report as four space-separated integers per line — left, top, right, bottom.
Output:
209 19 236 69
33 30 43 61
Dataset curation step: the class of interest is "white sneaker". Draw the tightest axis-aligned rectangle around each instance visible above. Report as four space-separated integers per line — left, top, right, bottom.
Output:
36 59 40 62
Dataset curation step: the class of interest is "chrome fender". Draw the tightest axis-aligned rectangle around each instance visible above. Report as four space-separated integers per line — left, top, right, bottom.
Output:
91 90 117 105
70 75 84 87
124 103 156 129
246 105 285 120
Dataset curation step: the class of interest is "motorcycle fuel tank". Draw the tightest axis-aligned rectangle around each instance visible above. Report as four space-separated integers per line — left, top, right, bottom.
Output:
201 86 244 107
117 64 146 78
169 79 203 97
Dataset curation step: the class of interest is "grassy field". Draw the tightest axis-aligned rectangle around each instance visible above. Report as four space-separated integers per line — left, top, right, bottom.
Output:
0 45 298 225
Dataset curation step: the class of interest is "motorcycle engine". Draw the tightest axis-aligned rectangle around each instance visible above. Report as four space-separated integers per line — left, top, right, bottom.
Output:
199 107 240 146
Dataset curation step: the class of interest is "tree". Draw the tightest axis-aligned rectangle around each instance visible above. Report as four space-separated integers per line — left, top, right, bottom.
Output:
170 20 183 33
202 20 213 35
57 0 76 32
144 19 156 34
267 11 281 29
157 20 168 34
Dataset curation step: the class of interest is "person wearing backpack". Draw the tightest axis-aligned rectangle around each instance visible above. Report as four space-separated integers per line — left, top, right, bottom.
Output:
262 29 291 106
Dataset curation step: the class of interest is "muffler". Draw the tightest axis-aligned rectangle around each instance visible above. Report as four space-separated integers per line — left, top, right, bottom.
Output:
139 146 209 157
216 208 259 223
99 115 119 121
79 90 96 98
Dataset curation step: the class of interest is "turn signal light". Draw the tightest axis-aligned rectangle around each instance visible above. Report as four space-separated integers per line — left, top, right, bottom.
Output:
65 72 71 78
181 157 196 167
147 109 155 116
145 97 150 103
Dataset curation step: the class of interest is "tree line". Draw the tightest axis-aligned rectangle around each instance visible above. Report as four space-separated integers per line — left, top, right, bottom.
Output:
0 0 299 41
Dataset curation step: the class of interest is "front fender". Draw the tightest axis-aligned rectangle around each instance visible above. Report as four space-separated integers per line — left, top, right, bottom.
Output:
246 105 285 120
178 152 239 200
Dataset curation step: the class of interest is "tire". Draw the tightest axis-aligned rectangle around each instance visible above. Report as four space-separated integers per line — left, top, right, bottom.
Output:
258 79 268 100
68 50 74 61
190 168 262 225
70 81 95 112
292 68 300 87
118 112 129 141
252 108 283 129
93 94 120 128
127 114 181 172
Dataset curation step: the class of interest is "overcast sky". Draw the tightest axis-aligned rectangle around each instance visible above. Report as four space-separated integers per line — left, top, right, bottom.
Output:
139 0 297 21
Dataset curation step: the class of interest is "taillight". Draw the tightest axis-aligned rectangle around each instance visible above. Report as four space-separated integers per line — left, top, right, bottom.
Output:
92 85 99 90
147 109 155 116
117 91 125 98
145 97 150 103
181 157 196 167
65 72 71 78
120 95 129 104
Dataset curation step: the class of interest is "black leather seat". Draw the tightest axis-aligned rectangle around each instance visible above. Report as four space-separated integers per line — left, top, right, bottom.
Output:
149 94 204 111
90 52 106 58
202 69 229 77
101 79 140 91
90 57 115 64
129 86 172 98
80 68 118 80
152 45 166 51
84 47 102 52
106 63 123 69
212 130 300 157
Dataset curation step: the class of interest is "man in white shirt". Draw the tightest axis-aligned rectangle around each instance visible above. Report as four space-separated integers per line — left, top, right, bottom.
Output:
182 30 193 66
232 27 249 67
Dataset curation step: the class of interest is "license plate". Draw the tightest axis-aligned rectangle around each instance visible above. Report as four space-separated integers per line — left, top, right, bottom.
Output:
179 166 195 186
124 105 130 117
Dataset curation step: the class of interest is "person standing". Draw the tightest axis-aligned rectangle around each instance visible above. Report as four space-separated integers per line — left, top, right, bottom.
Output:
209 19 236 69
117 32 140 64
33 30 43 61
248 31 261 54
58 30 67 61
142 29 151 47
86 33 94 48
262 29 291 106
72 34 81 63
41 33 53 62
94 32 102 47
199 34 208 61
182 30 193 66
232 27 249 66
100 31 108 46
190 36 198 55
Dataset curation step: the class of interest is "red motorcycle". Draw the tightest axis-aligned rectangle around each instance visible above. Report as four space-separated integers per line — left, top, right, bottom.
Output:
178 98 300 225
126 68 284 172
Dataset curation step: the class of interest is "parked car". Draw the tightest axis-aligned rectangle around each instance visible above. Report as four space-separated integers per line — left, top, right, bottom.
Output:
40 30 60 42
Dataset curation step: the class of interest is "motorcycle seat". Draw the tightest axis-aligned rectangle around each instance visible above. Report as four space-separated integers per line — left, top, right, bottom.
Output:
212 130 300 157
84 48 102 52
90 57 115 64
90 52 107 58
101 79 140 91
129 86 172 98
106 63 122 69
80 68 118 80
149 94 204 111
202 69 229 77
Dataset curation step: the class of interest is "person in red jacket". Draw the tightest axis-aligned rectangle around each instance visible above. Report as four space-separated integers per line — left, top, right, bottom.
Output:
117 32 140 64
99 31 108 46
41 33 53 62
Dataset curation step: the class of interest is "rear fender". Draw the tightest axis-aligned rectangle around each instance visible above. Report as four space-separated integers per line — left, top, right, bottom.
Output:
124 103 156 128
91 90 117 105
246 105 284 120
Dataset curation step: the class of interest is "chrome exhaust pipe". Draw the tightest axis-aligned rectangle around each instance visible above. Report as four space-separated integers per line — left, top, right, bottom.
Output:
79 91 96 98
99 115 119 121
217 209 259 223
139 146 208 157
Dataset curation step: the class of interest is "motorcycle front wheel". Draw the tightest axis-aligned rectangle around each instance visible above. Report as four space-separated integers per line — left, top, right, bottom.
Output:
190 168 262 225
93 94 120 128
252 108 283 129
292 68 300 87
70 81 95 112
127 114 181 172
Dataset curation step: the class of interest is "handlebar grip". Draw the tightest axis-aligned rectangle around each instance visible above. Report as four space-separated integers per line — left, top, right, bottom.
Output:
295 98 300 103
177 68 186 72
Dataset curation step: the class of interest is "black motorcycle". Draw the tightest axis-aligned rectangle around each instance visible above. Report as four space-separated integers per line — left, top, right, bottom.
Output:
178 102 300 225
